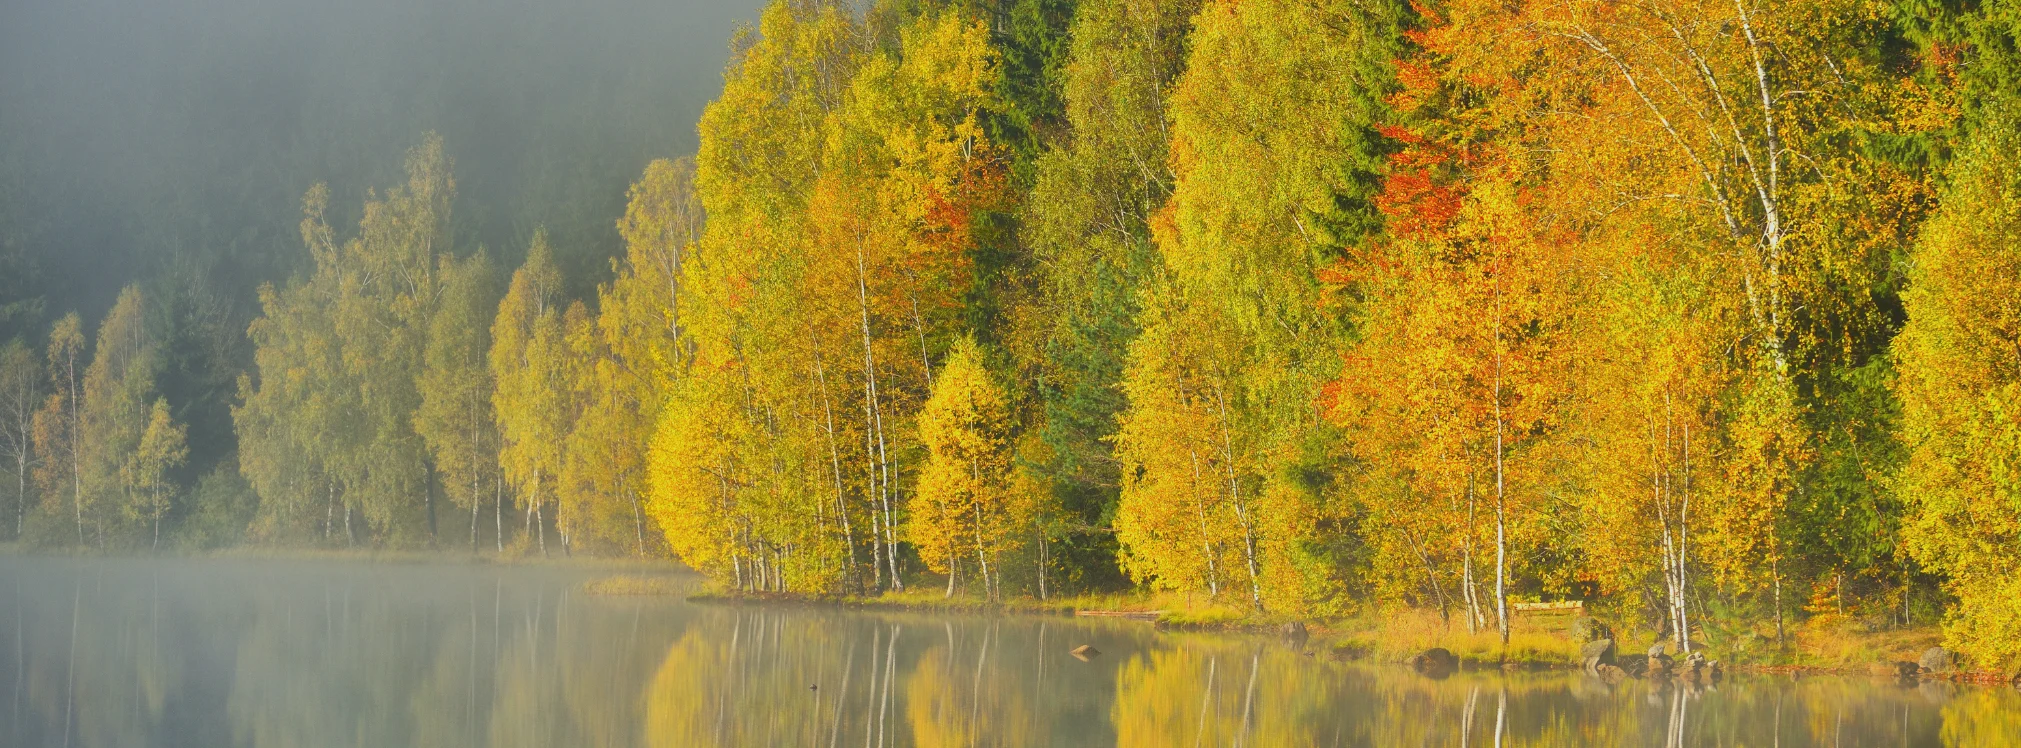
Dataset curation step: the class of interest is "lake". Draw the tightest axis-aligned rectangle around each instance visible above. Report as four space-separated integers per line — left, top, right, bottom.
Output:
1 557 2015 747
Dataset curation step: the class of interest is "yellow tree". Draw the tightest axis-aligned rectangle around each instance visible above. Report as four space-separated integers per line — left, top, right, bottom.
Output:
657 0 867 593
1115 0 1407 614
77 285 158 547
1114 285 1244 601
30 313 83 544
1894 106 2021 666
491 230 569 556
911 337 1021 599
125 398 187 550
564 158 703 557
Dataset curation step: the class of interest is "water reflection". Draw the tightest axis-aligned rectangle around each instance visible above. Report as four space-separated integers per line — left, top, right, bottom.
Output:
1 558 2015 746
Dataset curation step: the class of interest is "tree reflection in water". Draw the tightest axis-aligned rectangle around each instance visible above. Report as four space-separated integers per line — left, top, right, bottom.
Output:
0 558 2013 746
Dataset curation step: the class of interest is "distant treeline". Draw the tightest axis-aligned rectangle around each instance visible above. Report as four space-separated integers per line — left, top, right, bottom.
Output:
5 0 2021 667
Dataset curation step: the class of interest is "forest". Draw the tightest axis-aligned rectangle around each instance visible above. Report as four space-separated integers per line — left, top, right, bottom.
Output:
4 0 2021 670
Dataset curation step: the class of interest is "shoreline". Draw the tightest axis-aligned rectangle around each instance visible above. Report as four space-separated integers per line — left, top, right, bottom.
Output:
680 587 2021 687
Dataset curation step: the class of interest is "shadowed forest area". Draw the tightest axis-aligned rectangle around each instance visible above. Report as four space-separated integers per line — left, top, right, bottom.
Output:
7 0 2021 675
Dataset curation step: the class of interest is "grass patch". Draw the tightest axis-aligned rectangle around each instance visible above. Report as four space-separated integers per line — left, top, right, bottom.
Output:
1317 608 1584 667
582 574 687 596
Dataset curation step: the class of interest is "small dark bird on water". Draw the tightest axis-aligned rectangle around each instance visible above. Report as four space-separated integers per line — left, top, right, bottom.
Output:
809 684 818 690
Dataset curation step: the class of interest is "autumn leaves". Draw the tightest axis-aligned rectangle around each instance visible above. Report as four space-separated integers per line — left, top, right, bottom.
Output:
196 0 2021 667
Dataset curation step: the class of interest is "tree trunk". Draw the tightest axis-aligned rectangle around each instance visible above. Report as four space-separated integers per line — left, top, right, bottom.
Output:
1189 450 1220 596
494 473 504 554
630 487 647 559
425 465 437 541
974 491 991 602
1036 533 1048 601
1492 285 1510 646
1211 389 1263 612
16 452 26 541
855 250 901 592
68 369 81 548
815 359 860 593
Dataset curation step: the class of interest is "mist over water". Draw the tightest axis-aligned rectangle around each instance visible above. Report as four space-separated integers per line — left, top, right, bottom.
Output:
2 558 2013 747
0 0 764 320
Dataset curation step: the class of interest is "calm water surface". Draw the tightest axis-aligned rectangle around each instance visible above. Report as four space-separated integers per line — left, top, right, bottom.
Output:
2 557 2017 747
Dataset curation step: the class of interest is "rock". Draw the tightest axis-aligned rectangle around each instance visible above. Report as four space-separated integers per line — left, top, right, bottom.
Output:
1570 616 1613 643
1070 644 1101 661
1646 653 1675 678
1332 641 1372 661
1646 643 1668 658
1620 655 1649 678
1920 647 1953 674
1281 621 1309 640
1409 648 1459 676
1580 639 1617 673
1595 663 1629 684
1870 662 1919 679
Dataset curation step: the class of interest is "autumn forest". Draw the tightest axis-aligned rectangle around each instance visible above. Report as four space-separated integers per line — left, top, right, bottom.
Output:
5 0 2021 671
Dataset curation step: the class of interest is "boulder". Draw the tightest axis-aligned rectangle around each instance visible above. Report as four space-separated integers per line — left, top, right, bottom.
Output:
1595 663 1629 684
1620 655 1649 678
1409 648 1459 676
1070 644 1101 661
1570 616 1613 643
1281 621 1309 640
1646 643 1668 658
1646 653 1675 678
1871 661 1919 679
1920 647 1953 674
1580 639 1617 673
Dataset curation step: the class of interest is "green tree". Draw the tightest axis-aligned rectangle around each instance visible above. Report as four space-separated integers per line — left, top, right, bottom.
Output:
416 249 499 552
1019 0 1203 593
237 134 454 545
0 338 39 539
